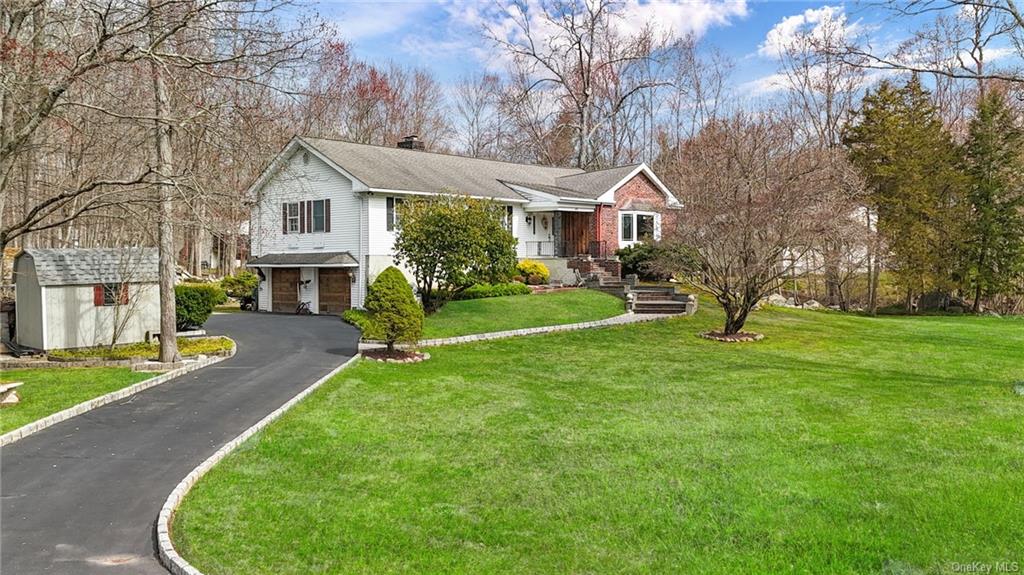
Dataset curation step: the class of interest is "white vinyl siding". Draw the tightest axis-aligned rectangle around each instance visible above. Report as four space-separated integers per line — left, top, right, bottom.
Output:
251 151 359 255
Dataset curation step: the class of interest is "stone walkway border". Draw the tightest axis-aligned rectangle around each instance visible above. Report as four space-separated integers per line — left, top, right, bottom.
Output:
157 354 362 575
359 312 677 351
0 342 237 447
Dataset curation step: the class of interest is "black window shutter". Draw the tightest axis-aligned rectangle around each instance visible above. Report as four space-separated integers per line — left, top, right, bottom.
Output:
299 201 306 233
324 199 331 232
386 197 394 231
307 201 313 233
282 203 288 235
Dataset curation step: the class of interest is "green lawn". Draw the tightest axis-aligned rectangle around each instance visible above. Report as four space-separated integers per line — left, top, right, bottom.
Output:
173 305 1024 574
422 289 624 339
0 368 154 434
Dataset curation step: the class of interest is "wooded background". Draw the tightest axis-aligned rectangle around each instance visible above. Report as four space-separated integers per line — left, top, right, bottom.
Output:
3 0 1023 314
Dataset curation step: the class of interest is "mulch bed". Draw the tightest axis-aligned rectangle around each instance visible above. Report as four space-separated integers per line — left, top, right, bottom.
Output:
700 331 765 343
363 348 430 363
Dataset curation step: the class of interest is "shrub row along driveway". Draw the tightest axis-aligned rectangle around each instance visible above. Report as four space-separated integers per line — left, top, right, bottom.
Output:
0 313 360 575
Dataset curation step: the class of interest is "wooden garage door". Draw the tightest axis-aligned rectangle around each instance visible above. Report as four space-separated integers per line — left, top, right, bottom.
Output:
272 268 300 313
318 269 351 315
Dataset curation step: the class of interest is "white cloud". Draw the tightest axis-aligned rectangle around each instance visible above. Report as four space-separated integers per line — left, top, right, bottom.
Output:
739 72 788 96
740 66 896 98
335 1 434 42
759 5 859 59
444 0 747 71
618 0 749 40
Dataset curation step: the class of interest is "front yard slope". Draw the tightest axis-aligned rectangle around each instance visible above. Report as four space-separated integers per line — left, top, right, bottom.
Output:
421 288 625 339
173 307 1024 575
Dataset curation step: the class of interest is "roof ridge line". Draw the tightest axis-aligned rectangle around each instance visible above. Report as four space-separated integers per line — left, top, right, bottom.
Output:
556 163 643 180
299 135 587 173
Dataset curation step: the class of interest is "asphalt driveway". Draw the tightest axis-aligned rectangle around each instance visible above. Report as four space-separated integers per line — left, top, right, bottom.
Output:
1 312 360 574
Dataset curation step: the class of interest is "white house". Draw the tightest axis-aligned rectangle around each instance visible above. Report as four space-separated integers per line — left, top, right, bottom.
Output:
13 248 160 350
246 135 682 313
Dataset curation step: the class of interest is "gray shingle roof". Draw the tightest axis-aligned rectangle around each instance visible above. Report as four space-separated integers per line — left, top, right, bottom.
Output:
499 180 603 200
247 252 358 267
555 164 641 199
20 248 159 286
300 137 585 201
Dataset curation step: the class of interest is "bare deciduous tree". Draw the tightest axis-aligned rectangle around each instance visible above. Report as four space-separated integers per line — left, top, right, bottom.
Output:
656 112 832 335
488 0 670 168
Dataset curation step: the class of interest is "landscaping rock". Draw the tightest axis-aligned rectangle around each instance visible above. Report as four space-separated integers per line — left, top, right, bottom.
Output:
767 294 788 307
700 331 764 343
802 299 822 310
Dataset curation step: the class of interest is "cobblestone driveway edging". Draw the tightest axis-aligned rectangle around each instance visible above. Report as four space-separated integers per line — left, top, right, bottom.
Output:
157 354 362 575
359 312 676 351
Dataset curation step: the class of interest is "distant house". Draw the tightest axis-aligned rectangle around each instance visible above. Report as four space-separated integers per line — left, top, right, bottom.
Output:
14 248 160 350
246 135 681 313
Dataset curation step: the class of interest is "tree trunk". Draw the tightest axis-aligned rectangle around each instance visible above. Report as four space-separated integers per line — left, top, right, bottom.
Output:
721 301 751 335
866 211 880 316
972 246 986 313
150 13 181 364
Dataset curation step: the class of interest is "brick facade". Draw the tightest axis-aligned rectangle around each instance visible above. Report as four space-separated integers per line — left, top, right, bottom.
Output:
566 257 621 278
592 172 676 252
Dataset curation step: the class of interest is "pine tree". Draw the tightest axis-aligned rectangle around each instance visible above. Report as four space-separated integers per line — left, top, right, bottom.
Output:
365 267 424 353
961 90 1024 312
844 77 966 310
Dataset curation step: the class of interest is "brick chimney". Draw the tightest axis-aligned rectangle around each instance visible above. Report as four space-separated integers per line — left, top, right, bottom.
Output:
397 134 425 150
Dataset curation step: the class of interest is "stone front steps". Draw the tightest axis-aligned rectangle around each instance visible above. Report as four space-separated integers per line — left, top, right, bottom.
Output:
583 275 698 316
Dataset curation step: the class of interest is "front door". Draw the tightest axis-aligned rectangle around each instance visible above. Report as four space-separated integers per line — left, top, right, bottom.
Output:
271 268 300 312
561 212 591 257
318 269 351 315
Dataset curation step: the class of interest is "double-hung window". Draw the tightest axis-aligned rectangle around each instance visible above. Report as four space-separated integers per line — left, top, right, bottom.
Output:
386 197 404 231
283 199 330 234
310 199 326 233
285 202 300 233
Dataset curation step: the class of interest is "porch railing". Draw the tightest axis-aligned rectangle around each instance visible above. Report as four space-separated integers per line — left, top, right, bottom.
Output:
522 241 610 258
523 241 557 257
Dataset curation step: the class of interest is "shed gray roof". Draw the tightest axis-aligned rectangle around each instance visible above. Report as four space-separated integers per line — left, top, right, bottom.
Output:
247 251 358 267
19 248 159 286
299 137 586 201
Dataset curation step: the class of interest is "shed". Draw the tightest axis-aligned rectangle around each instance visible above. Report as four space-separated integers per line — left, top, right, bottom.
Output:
14 248 161 350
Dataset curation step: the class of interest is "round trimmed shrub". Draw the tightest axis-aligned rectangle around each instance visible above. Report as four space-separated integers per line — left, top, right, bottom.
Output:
516 259 549 284
365 267 424 352
175 284 218 330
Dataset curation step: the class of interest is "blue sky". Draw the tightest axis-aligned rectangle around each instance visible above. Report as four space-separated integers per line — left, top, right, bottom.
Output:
312 1 1013 97
317 1 828 84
